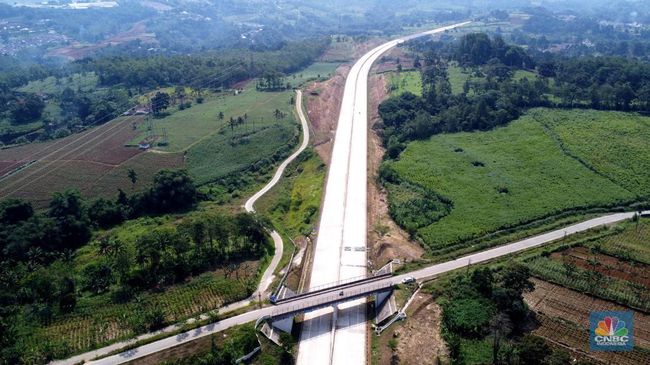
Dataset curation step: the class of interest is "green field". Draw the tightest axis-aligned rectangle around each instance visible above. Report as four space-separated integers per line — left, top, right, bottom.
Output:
447 65 472 95
256 149 325 239
17 72 99 95
188 122 297 185
531 109 650 196
387 108 647 252
596 219 650 265
388 70 422 96
447 65 539 95
129 62 339 185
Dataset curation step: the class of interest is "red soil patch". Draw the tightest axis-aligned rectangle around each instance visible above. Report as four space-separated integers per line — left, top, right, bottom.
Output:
48 22 157 60
374 47 416 74
551 247 650 288
524 279 650 348
0 116 184 207
304 65 350 165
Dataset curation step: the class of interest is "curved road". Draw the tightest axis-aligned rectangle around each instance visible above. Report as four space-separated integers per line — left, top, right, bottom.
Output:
83 210 645 365
245 89 311 297
52 90 310 365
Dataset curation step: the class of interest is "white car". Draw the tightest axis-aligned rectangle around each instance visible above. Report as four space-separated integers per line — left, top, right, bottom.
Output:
401 277 416 284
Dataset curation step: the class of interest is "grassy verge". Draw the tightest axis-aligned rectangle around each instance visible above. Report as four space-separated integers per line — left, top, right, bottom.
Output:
388 70 422 96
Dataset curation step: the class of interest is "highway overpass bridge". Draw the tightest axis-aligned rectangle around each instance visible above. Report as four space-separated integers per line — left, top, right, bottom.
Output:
56 211 645 365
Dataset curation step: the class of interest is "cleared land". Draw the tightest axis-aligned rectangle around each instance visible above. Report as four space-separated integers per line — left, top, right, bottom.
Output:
387 108 648 253
387 70 422 96
0 63 339 206
521 219 650 364
0 116 163 206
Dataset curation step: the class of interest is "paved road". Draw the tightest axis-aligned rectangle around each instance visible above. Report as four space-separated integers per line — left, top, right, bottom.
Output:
297 22 471 365
245 89 311 297
82 210 645 364
52 91 310 365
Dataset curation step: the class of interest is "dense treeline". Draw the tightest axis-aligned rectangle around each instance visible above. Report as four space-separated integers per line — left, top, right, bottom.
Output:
0 170 198 263
0 169 271 363
81 38 330 91
0 38 328 145
379 33 650 154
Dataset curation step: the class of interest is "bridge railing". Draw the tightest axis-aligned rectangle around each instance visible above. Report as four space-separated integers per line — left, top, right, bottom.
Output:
269 281 394 319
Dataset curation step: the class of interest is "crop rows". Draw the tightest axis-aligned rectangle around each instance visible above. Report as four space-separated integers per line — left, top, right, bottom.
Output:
526 256 649 311
534 315 650 365
32 276 249 356
593 221 650 265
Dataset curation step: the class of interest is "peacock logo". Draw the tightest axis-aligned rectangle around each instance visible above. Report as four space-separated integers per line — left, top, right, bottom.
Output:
590 311 634 351
595 316 628 337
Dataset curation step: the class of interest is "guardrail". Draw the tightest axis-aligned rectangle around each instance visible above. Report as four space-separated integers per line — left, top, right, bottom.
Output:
269 281 394 319
274 272 393 304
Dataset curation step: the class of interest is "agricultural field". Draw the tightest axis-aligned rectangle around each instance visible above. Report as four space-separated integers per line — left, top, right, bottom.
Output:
520 219 650 364
531 108 650 196
525 218 650 311
23 211 267 359
0 62 339 207
388 70 422 96
387 109 646 253
0 115 161 206
34 273 251 357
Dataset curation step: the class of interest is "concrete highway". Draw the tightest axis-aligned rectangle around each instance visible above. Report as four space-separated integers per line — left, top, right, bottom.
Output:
52 22 645 365
81 210 645 364
296 22 471 365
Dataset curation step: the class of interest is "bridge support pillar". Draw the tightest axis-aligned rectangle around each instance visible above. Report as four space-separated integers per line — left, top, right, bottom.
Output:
271 316 294 334
374 289 397 324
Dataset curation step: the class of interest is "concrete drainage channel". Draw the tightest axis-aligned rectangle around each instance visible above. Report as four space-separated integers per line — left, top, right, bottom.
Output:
373 284 421 335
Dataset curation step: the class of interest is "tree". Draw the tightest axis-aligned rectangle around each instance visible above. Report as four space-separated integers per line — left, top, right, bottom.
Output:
516 335 549 365
501 263 535 296
0 199 34 225
11 94 45 124
127 168 138 187
58 277 77 313
48 190 91 251
88 198 124 228
490 312 512 365
82 262 113 294
143 170 198 213
151 92 170 115
471 267 494 296
545 350 571 365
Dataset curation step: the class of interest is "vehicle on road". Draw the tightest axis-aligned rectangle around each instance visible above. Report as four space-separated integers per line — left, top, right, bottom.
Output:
401 277 415 284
